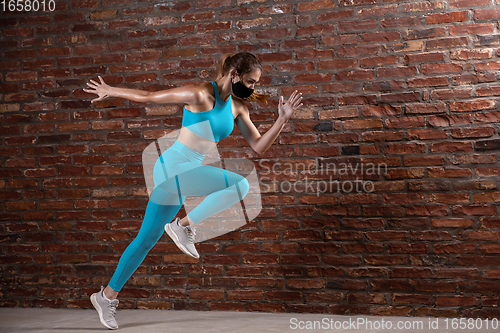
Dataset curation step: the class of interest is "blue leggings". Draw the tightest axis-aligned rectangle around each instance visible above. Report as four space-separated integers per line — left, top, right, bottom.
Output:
108 140 249 291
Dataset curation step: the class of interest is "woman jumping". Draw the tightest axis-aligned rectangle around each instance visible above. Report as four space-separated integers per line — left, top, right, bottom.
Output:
83 52 303 330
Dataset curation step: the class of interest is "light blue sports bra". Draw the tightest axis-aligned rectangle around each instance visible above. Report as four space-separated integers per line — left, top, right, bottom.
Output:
181 81 234 143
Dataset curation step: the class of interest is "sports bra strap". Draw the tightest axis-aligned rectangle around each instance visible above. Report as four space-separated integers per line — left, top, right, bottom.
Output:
210 81 224 104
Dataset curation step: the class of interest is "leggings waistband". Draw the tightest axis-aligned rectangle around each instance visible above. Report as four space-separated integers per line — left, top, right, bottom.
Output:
169 140 206 163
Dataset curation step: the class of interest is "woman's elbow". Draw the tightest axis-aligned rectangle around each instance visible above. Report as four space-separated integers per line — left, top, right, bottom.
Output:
143 91 163 103
254 145 266 155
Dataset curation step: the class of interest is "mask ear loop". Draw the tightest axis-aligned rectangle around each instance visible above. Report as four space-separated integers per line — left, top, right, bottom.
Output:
231 69 241 85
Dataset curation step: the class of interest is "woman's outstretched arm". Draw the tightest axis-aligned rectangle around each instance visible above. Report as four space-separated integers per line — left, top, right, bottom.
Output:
84 76 200 105
236 90 303 154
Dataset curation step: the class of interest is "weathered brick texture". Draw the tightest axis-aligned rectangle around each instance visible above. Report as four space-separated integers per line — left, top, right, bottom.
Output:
1 0 500 319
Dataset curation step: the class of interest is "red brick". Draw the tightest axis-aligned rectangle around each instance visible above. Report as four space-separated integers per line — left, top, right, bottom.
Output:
189 290 225 300
421 63 463 74
427 37 469 49
236 17 271 30
378 67 418 78
426 11 468 24
477 86 500 97
39 47 71 57
227 290 263 300
431 142 473 152
183 11 215 21
247 302 285 313
405 52 446 63
476 62 500 71
392 294 432 305
436 296 477 306
361 31 401 43
319 59 358 70
428 114 473 127
23 59 55 70
450 23 494 35
297 0 334 11
450 99 496 112
287 279 325 289
74 44 106 54
339 19 377 31
382 16 421 28
452 127 495 138
406 205 449 216
360 55 399 68
454 73 496 85
450 0 489 7
452 205 497 216
430 88 472 100
197 21 231 32
475 8 500 20
380 92 420 103
370 279 411 291
197 0 230 8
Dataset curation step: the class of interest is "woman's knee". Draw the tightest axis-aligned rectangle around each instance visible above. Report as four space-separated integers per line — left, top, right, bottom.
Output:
127 234 157 256
236 177 250 200
226 171 250 200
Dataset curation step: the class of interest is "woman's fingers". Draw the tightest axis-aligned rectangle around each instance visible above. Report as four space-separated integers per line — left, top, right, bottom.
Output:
91 95 107 103
84 88 98 94
288 91 302 105
287 91 302 110
288 94 302 107
294 93 302 104
86 77 108 103
293 95 302 104
280 91 303 113
295 97 303 108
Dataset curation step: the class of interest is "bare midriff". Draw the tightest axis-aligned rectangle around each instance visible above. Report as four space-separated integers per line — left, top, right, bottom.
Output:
177 126 218 155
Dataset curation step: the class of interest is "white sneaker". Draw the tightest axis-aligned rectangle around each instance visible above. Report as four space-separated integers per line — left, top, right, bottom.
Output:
90 287 119 330
165 217 199 259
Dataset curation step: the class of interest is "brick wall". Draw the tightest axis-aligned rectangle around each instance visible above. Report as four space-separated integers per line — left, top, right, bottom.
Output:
1 0 500 319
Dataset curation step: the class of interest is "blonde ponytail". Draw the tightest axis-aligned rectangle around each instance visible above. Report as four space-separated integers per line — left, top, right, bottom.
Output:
216 53 233 81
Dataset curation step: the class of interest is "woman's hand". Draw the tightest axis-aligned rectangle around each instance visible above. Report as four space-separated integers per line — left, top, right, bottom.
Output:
278 90 303 123
83 76 112 103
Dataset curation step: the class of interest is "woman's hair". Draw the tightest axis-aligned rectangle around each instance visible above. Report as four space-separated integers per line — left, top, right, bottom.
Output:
216 52 268 104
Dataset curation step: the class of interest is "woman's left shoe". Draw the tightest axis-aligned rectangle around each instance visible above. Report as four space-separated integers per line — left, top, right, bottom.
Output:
165 217 200 259
90 287 119 330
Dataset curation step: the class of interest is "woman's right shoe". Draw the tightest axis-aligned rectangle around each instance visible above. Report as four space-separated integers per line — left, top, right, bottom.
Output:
165 217 200 259
90 287 119 330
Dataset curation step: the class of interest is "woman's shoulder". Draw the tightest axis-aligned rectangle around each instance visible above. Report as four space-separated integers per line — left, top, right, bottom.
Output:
196 81 216 99
180 81 215 105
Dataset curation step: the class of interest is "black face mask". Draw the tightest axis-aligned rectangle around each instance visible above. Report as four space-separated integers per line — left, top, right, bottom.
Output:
231 78 254 99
